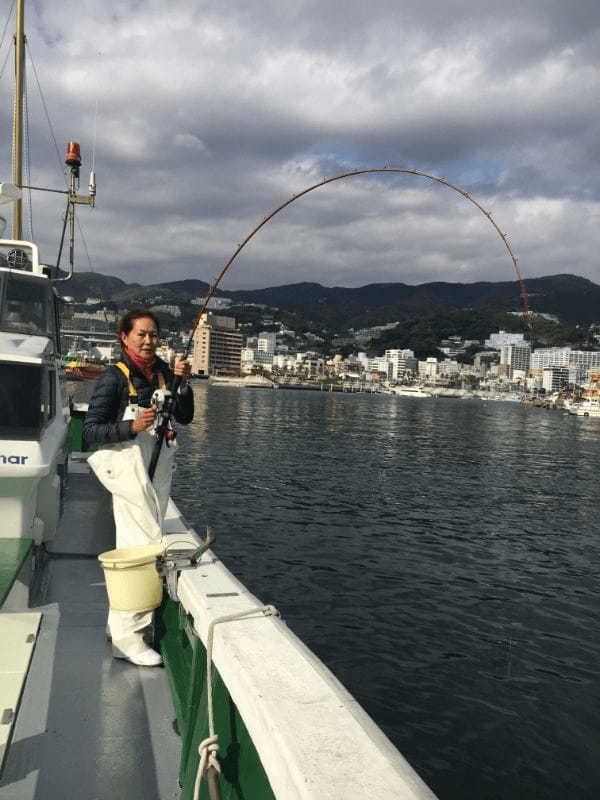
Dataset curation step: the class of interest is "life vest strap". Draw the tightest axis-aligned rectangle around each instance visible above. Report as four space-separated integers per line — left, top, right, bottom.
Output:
115 361 167 399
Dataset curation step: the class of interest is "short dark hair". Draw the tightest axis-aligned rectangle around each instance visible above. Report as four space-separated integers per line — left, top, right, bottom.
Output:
117 308 161 347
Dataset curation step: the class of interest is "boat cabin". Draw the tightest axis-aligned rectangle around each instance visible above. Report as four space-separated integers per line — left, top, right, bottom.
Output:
0 240 68 543
0 240 60 346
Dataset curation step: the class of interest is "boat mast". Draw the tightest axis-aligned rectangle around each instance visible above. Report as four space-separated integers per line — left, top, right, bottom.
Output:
12 0 25 239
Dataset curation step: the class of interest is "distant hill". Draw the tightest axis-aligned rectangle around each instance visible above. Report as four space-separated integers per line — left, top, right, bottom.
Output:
110 279 212 304
56 272 600 329
58 272 132 302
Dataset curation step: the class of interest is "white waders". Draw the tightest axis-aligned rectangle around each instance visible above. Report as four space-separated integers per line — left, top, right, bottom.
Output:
88 364 177 658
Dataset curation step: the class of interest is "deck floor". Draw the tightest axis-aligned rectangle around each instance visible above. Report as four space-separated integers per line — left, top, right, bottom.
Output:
0 472 182 800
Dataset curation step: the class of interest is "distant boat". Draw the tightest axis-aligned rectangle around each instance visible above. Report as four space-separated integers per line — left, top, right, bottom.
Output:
64 355 107 381
566 396 600 417
209 374 276 388
390 385 433 398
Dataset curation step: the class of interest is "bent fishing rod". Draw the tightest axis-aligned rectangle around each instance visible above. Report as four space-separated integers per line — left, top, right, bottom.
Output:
147 166 526 481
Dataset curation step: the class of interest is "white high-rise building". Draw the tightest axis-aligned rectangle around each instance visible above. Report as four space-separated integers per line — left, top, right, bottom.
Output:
385 349 417 380
530 347 571 370
418 357 439 381
191 314 243 376
485 330 527 349
439 359 459 376
568 350 600 385
500 343 531 378
257 332 276 353
367 357 392 378
528 348 600 385
542 367 569 392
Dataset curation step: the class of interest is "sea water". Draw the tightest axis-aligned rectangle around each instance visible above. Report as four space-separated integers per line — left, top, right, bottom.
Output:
172 385 600 799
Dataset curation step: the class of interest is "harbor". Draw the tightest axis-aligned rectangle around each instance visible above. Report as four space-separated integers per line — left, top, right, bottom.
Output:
2 0 600 797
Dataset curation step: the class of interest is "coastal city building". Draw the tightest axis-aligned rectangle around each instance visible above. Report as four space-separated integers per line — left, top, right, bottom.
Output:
241 348 273 373
419 357 439 381
439 337 466 357
277 326 295 338
439 359 459 376
530 347 571 369
542 366 570 392
72 308 117 323
150 304 181 317
529 348 600 385
257 332 276 353
349 322 399 342
485 330 526 349
474 351 500 373
272 354 297 372
191 296 232 310
384 349 417 380
366 357 391 378
191 313 243 376
569 350 600 384
295 354 325 376
500 343 531 378
232 321 600 396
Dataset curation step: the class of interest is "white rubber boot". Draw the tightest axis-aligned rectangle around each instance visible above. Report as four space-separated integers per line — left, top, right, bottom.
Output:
113 647 163 667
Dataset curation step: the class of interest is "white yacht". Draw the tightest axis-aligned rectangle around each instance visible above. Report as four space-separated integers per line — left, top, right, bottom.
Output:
566 396 600 417
390 384 433 397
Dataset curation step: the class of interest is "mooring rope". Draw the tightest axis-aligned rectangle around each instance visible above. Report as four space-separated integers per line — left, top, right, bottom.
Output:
192 604 280 800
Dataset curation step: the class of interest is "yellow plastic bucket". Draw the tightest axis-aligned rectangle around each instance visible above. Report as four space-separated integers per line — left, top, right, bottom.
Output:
98 544 165 612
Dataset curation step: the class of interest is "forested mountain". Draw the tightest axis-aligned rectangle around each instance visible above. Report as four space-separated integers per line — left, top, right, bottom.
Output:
57 272 600 329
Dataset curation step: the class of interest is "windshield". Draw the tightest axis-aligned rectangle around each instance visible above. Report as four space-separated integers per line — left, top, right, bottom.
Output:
0 271 55 338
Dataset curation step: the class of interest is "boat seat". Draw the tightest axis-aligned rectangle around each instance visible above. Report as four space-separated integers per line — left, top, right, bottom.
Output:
0 612 42 774
0 539 33 609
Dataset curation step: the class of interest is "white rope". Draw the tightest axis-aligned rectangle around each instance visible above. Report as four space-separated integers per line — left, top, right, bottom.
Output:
192 604 280 800
193 734 220 800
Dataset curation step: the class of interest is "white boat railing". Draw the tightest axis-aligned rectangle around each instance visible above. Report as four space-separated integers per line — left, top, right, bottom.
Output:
163 502 438 800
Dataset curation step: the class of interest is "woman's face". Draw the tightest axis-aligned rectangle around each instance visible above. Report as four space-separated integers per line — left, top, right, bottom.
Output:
121 316 159 359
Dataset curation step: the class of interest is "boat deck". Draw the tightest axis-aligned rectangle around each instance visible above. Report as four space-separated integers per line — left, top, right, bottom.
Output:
0 471 181 800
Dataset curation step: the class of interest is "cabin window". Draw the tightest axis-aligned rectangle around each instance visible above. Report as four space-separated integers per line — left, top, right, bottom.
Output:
0 272 54 338
42 369 56 424
0 362 55 439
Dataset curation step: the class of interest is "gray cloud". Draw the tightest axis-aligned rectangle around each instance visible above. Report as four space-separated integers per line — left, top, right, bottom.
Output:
0 0 599 291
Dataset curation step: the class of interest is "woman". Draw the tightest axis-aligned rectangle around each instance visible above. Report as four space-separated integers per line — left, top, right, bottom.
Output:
84 309 193 666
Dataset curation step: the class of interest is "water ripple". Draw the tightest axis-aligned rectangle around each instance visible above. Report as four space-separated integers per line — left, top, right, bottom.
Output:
173 386 600 799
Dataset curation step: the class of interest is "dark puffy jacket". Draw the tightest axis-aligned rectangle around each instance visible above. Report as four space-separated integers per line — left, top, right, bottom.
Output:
83 352 194 445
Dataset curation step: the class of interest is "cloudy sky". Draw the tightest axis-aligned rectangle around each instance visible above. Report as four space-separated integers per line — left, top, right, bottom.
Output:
1 0 599 290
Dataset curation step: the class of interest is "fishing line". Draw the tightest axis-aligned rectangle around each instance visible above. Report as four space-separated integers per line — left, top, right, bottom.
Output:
149 168 528 481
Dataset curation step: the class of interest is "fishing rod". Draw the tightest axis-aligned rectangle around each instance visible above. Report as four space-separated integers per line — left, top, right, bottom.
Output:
147 166 527 481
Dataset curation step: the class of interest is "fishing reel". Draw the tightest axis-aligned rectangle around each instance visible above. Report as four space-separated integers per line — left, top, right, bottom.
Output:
151 388 171 412
150 388 176 442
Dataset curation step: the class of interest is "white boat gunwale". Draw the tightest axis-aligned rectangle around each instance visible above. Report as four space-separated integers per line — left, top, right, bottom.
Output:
170 504 437 800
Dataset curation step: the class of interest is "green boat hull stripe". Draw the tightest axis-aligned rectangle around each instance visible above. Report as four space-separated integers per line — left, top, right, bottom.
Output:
0 539 33 608
158 598 276 800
